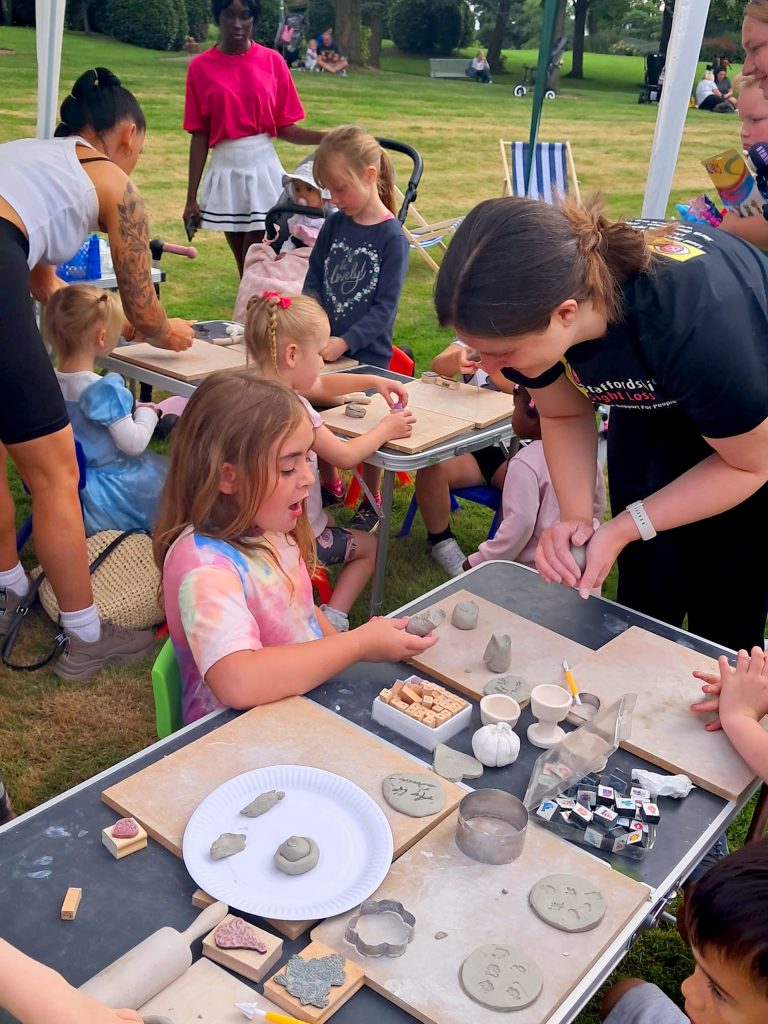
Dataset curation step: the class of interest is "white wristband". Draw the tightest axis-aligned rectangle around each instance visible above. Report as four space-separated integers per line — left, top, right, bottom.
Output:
626 500 657 541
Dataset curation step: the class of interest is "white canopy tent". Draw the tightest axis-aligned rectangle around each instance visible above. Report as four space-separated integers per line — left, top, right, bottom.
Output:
35 0 713 215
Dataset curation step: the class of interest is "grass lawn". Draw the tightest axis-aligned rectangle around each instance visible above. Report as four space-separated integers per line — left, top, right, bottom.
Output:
0 27 755 1020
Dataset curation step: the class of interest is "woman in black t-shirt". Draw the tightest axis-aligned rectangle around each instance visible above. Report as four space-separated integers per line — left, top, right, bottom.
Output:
434 196 768 650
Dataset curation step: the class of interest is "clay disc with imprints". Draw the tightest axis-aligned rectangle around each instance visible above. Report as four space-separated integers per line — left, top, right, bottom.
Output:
381 773 445 818
528 873 606 933
461 944 543 1010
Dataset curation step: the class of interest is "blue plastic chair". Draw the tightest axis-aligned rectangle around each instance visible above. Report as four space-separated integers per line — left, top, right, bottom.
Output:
398 485 503 541
16 439 87 552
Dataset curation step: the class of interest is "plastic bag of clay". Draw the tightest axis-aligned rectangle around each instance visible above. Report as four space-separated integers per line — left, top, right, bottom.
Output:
523 695 653 861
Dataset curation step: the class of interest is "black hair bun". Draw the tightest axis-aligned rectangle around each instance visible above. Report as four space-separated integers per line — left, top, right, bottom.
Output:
55 65 144 138
72 67 122 97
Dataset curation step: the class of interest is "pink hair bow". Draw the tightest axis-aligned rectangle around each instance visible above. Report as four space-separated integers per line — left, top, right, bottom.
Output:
261 290 292 309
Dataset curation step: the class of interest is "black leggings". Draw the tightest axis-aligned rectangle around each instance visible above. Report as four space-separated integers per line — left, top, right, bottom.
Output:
607 407 768 651
0 219 69 445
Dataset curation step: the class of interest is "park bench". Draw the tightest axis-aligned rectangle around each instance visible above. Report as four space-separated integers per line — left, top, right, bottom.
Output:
428 57 470 79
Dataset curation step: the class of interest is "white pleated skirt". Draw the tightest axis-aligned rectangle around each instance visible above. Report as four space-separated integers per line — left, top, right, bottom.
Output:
199 134 285 233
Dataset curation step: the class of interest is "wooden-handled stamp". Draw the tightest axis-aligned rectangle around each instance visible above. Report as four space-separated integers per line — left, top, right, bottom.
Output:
61 887 82 920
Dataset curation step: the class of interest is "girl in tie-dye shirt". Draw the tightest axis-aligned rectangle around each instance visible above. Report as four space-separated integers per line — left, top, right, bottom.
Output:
153 370 435 724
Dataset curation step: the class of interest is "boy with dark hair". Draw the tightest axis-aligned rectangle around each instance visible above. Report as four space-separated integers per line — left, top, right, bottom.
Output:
602 838 768 1024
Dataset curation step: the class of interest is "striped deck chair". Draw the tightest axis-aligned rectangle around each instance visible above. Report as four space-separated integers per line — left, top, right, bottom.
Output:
395 185 463 274
499 140 581 204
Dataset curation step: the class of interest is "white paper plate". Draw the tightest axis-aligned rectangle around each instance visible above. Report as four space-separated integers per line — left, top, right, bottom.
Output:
182 765 393 920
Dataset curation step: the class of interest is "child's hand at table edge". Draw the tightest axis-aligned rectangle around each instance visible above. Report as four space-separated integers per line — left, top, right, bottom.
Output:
379 409 415 441
718 647 768 727
691 663 724 731
354 617 437 662
372 378 408 408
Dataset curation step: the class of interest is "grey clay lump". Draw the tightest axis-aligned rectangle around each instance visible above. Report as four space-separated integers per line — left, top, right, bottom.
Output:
405 608 446 636
210 832 246 860
451 600 479 630
274 836 320 875
483 633 512 673
241 789 285 817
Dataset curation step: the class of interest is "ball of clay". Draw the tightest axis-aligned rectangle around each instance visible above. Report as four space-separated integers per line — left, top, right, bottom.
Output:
345 403 367 419
451 599 479 630
570 544 587 571
472 722 520 767
274 836 320 875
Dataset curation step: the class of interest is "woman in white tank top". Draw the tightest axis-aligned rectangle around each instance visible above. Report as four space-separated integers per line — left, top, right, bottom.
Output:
0 68 194 681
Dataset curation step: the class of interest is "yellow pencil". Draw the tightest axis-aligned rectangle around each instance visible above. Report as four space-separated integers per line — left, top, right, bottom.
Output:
562 660 582 705
235 1005 309 1024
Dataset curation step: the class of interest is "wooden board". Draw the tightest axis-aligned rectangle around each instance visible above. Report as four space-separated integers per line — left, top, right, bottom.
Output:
110 340 246 381
202 913 283 983
405 378 515 428
264 940 365 1023
320 394 469 454
313 812 650 1024
407 590 592 705
320 356 359 374
569 627 761 801
138 956 278 1022
102 698 466 938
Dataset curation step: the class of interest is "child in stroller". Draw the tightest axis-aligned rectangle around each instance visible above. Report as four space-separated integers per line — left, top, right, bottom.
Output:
233 158 332 322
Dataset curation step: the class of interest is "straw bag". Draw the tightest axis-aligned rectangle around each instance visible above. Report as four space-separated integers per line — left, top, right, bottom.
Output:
33 529 163 632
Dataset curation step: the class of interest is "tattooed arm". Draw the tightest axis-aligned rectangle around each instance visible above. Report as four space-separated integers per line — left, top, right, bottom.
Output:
98 171 194 352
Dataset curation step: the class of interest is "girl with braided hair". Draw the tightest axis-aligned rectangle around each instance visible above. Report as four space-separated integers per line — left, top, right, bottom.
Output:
244 291 414 631
435 195 768 651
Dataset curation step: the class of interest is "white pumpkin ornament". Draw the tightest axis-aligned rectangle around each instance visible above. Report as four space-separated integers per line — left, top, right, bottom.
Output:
471 722 520 767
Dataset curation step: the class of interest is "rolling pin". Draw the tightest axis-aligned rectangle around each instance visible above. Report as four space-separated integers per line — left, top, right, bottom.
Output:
79 901 228 1009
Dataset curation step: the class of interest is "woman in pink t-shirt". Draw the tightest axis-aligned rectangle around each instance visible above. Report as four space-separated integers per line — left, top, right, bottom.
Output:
183 0 325 275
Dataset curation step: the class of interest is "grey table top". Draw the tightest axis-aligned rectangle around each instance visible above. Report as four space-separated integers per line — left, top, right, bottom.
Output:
0 562 742 1023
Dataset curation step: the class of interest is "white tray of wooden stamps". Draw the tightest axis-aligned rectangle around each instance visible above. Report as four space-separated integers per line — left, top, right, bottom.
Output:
182 765 393 920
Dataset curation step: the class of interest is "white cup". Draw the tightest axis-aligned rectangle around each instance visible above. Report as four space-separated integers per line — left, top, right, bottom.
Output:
480 694 521 728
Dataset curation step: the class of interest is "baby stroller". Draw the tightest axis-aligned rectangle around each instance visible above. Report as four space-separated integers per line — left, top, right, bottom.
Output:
514 35 568 99
638 53 665 104
275 4 307 68
233 140 424 323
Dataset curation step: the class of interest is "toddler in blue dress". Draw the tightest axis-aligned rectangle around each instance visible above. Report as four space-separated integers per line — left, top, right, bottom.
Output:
44 284 167 536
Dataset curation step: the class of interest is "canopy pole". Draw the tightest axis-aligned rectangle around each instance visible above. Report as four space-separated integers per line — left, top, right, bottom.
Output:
641 0 711 219
36 0 66 139
524 0 559 195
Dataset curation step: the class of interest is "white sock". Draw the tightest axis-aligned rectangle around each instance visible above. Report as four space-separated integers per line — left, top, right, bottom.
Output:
60 604 101 643
0 562 30 596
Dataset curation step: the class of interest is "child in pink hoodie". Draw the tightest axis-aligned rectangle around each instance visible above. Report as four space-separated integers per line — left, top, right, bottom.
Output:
465 388 606 572
415 373 605 576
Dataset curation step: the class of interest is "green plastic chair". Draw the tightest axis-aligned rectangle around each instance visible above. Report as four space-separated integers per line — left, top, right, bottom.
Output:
151 637 183 738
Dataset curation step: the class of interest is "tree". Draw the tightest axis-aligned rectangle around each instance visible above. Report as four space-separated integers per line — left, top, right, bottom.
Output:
568 0 588 79
335 0 361 63
362 0 387 67
485 0 513 73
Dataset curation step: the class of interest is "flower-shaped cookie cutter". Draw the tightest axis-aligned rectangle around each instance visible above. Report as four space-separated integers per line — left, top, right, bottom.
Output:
344 898 416 958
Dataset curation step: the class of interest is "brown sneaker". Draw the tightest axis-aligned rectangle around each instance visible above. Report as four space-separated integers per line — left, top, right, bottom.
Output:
53 619 157 681
0 586 31 638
